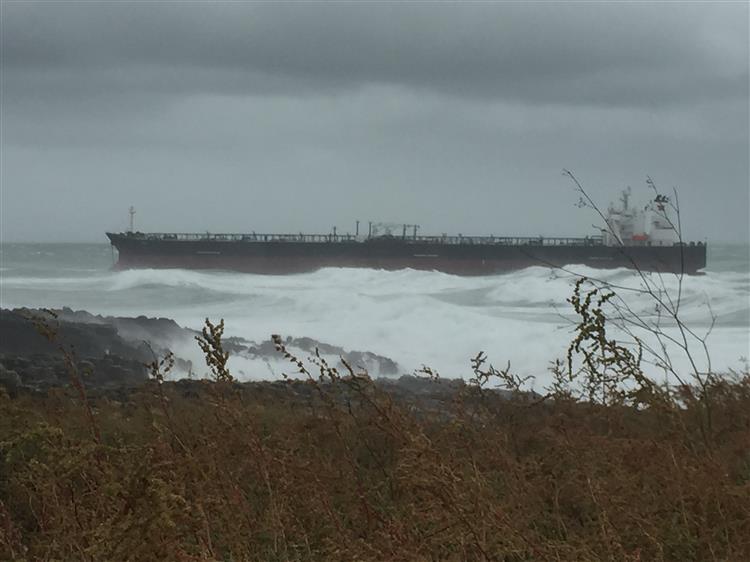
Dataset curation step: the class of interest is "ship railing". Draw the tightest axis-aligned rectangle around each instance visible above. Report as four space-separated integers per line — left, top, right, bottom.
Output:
129 232 605 246
410 235 605 246
139 232 361 243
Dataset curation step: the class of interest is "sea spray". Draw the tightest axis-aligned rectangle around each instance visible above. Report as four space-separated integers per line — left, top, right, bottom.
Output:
2 243 748 382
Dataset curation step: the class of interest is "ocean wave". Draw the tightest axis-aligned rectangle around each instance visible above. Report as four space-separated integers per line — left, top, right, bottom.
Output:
1 275 110 288
7 265 747 312
3 265 747 378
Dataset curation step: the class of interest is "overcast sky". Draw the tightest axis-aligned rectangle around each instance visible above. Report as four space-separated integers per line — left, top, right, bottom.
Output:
2 1 748 243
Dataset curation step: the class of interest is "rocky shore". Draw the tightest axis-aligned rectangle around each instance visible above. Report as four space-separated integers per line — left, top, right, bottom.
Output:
0 308 470 402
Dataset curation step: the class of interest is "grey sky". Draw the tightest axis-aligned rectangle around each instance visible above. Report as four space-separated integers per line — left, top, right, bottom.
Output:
2 1 748 243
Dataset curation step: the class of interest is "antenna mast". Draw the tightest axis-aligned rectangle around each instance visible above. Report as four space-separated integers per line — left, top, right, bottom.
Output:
128 206 136 233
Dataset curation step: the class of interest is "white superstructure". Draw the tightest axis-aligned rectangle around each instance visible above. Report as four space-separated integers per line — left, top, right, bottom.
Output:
602 189 678 247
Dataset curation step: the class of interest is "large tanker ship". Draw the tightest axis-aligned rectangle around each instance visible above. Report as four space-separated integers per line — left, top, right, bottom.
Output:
107 191 707 275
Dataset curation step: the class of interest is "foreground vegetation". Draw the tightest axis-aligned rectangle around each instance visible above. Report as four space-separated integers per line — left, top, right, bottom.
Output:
1 367 749 560
1 279 749 561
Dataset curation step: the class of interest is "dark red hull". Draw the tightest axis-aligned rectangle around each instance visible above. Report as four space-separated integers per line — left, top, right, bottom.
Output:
107 233 707 275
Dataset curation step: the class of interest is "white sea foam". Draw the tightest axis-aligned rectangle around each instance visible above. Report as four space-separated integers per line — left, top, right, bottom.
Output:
1 275 110 289
3 264 748 383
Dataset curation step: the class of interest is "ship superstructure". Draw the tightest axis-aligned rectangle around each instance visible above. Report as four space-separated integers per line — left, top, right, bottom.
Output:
602 188 679 247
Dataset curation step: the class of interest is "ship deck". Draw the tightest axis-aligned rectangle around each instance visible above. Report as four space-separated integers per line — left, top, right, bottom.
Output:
118 232 607 247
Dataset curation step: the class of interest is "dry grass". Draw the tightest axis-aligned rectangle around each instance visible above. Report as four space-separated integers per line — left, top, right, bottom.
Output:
1 362 748 561
1 299 749 561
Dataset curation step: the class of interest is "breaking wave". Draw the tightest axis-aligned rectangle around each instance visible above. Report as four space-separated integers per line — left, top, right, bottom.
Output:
2 260 748 381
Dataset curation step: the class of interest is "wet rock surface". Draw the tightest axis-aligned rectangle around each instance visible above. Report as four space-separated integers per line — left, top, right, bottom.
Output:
0 308 403 395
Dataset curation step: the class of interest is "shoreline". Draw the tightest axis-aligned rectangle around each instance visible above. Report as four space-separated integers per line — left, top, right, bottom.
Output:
0 307 434 396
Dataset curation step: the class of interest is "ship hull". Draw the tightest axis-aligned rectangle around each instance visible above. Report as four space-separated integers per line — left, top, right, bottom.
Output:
107 234 707 275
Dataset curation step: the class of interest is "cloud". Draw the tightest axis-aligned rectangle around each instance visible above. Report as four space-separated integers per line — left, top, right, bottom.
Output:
3 1 747 106
1 2 747 243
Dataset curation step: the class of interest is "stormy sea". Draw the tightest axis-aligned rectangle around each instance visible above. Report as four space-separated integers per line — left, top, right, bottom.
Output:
1 242 748 387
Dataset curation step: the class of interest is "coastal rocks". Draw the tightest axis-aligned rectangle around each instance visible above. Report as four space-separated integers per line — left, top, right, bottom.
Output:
0 308 152 362
0 352 148 394
290 336 399 375
0 307 402 393
0 309 151 394
55 308 188 347
243 336 400 377
0 364 21 397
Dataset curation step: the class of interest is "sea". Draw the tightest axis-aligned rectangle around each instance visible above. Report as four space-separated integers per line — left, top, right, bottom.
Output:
1 243 748 387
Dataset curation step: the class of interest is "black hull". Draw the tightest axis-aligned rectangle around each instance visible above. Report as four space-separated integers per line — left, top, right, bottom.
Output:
107 234 707 275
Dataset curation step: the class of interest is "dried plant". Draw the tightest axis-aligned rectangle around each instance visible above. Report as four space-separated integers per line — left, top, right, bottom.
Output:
195 318 233 383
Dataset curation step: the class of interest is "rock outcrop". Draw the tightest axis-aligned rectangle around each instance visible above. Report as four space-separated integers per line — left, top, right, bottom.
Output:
0 308 402 394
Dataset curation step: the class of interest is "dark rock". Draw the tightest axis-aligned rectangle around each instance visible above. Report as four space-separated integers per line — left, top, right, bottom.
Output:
78 360 96 374
1 307 403 391
0 364 21 397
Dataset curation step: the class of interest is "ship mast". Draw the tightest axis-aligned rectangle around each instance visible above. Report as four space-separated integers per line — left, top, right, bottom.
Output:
128 206 136 233
620 187 631 211
403 224 420 239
